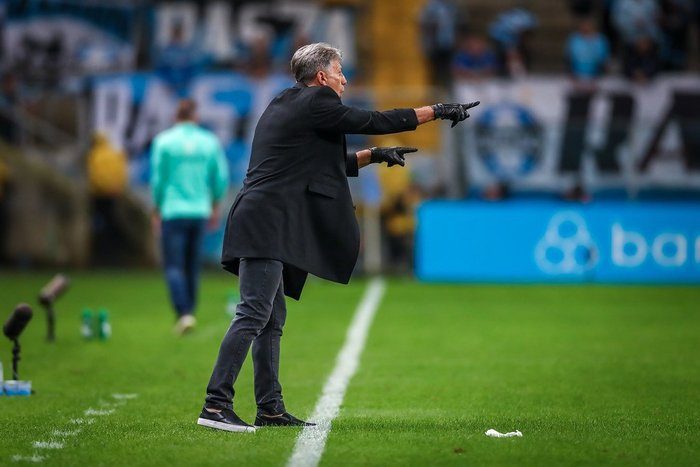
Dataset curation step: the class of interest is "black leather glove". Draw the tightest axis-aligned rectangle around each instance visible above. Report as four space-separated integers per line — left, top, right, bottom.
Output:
432 101 480 127
369 146 418 167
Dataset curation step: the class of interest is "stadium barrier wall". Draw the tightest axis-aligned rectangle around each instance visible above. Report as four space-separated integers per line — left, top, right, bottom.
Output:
416 200 700 283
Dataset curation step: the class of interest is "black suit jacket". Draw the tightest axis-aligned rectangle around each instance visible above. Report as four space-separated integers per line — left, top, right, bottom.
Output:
221 82 418 299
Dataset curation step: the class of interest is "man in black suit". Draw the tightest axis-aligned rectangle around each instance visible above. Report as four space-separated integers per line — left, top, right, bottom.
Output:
197 43 479 433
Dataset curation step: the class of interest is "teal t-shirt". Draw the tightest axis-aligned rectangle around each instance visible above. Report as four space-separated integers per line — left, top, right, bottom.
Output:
150 122 229 220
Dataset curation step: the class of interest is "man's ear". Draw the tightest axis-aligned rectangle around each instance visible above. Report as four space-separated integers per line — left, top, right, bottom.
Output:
317 70 327 85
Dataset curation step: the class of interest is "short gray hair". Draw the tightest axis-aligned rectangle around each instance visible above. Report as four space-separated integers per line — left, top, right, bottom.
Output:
290 43 342 84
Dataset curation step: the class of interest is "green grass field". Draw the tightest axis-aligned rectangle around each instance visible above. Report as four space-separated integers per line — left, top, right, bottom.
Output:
0 272 699 466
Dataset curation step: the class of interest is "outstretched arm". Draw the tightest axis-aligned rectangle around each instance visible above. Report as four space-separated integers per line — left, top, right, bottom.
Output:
310 85 480 134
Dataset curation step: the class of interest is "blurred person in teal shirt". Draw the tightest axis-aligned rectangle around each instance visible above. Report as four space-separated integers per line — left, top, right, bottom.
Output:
151 100 229 334
566 18 610 82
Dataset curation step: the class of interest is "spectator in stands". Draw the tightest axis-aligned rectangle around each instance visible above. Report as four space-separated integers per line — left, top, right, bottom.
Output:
623 36 660 81
87 133 129 267
612 0 661 77
489 7 538 78
566 17 610 82
612 0 661 44
155 23 206 97
382 183 423 273
659 0 693 70
87 133 128 198
419 0 459 89
452 32 498 81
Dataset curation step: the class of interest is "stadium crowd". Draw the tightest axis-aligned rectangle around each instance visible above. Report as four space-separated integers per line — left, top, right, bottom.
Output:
2 1 697 99
1 0 699 272
420 0 699 85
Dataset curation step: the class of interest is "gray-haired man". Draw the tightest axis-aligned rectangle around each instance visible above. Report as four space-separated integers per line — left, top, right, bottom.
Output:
197 43 479 432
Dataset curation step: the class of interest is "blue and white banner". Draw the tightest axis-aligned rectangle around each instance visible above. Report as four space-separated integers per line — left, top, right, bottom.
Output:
454 76 700 192
3 1 137 75
91 72 294 187
416 200 700 283
153 1 356 75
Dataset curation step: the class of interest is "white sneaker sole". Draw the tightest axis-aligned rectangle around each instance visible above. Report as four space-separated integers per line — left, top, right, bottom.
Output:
197 417 256 433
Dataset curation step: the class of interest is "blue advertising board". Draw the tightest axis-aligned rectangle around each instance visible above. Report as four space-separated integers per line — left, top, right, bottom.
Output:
416 200 700 283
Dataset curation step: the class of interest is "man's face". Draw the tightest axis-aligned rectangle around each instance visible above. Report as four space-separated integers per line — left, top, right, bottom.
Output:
320 60 347 97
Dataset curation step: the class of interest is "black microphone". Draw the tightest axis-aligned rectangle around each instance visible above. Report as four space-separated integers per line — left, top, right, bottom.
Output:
3 304 33 341
39 274 70 305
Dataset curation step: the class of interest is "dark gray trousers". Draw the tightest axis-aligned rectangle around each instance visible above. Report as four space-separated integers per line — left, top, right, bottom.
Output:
205 258 287 413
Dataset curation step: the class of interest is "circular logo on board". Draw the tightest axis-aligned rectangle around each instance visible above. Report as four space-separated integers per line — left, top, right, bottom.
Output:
475 102 543 179
535 212 599 275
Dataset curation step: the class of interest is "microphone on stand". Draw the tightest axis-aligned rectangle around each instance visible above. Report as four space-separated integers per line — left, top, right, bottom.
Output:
3 304 33 382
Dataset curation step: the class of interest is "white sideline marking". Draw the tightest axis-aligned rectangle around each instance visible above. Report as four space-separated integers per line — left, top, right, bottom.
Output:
112 393 138 400
287 278 386 467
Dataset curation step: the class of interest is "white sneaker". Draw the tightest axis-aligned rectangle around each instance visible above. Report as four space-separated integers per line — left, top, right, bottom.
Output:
175 314 197 335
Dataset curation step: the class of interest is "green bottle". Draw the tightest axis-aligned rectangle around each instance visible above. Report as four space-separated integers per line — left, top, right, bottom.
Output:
81 309 94 340
97 309 111 340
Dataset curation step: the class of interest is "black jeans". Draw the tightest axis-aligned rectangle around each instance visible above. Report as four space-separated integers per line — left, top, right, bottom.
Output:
205 258 287 413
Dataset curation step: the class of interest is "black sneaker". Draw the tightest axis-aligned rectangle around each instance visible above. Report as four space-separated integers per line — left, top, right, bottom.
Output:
197 407 256 433
254 411 316 427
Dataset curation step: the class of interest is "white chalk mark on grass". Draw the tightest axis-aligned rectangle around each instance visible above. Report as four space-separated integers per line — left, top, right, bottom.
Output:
51 429 81 438
10 393 139 464
84 408 115 416
69 418 95 425
32 441 64 450
287 278 386 467
11 454 46 463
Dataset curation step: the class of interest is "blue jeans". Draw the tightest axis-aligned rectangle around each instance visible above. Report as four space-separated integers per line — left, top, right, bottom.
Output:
161 218 206 317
